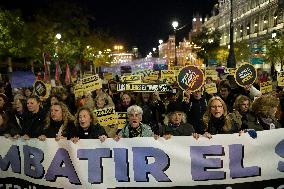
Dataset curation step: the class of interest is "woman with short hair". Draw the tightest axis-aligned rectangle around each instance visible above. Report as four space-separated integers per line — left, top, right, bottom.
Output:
114 105 153 141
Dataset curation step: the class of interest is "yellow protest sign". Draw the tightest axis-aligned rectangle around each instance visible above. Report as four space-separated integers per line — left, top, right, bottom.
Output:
116 112 127 129
73 83 85 98
205 69 218 80
74 74 102 97
143 71 159 83
93 107 117 127
161 70 176 84
277 72 284 86
33 80 51 99
204 83 218 94
121 75 142 83
260 80 273 94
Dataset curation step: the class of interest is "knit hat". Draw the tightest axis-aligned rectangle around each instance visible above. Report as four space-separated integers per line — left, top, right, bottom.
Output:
166 102 184 114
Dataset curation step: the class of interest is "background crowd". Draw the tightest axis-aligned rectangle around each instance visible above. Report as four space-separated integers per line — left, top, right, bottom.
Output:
0 68 283 143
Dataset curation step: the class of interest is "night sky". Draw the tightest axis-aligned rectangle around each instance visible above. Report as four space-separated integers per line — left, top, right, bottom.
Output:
0 0 218 56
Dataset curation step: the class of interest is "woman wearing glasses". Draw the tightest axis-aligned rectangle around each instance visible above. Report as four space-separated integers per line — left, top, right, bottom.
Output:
202 96 241 138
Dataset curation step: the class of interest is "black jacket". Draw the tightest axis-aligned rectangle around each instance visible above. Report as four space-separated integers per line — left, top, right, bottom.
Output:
72 123 108 139
42 119 75 139
160 123 195 136
22 108 47 138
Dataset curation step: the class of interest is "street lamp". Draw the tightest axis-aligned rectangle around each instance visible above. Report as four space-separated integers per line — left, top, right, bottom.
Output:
172 21 179 66
158 39 163 45
55 33 61 40
227 0 236 68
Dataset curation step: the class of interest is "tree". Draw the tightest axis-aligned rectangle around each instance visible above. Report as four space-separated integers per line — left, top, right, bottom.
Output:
265 32 284 71
0 9 26 70
191 27 221 66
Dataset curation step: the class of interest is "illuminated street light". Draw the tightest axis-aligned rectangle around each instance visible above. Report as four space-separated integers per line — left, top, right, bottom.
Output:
172 21 179 30
153 47 156 52
172 21 179 66
55 33 61 40
159 39 163 44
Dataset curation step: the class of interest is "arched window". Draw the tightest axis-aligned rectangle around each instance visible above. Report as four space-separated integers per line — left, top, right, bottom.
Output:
246 22 251 35
239 25 244 38
273 11 278 27
263 14 268 30
254 18 259 33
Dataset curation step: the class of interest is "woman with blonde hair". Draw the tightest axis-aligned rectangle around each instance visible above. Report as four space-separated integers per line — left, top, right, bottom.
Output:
38 102 75 141
94 92 115 110
202 96 241 138
250 95 281 130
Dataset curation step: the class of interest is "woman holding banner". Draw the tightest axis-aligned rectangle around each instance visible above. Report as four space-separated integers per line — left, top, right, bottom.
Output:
202 96 242 138
70 107 108 143
38 102 75 141
159 102 198 140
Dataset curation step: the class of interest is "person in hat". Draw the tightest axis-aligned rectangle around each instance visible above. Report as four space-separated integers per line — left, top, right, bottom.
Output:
158 102 198 140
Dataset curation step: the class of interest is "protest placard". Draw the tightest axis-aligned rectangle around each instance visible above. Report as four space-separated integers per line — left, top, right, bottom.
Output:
93 107 117 127
235 63 257 87
204 83 218 94
116 112 127 129
277 72 284 86
33 80 50 98
260 80 273 94
117 83 172 92
121 75 142 83
205 69 218 80
161 70 176 84
177 66 204 91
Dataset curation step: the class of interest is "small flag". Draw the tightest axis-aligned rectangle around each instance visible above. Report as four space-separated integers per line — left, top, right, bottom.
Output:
55 62 59 81
65 63 71 85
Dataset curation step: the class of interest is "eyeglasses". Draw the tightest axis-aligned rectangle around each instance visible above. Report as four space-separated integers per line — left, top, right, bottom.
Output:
210 105 223 109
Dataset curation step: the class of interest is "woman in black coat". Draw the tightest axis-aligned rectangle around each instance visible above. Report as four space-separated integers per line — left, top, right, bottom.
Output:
70 107 108 143
38 102 75 141
159 102 198 139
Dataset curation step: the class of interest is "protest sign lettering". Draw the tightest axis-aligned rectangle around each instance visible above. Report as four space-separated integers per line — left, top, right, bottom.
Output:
93 107 116 127
116 112 127 129
204 83 218 94
121 75 142 83
260 80 273 94
161 70 176 84
33 80 50 98
205 69 218 80
235 63 257 87
177 66 204 91
117 83 172 92
277 72 284 86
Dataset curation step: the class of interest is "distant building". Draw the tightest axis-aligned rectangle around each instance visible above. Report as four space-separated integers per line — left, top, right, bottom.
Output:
159 15 203 67
132 46 139 59
204 0 284 70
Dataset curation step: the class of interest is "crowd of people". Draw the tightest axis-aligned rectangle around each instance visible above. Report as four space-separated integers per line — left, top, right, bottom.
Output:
0 68 283 143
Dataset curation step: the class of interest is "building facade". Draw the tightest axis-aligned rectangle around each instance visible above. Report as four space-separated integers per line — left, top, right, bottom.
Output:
204 0 284 70
159 15 203 67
